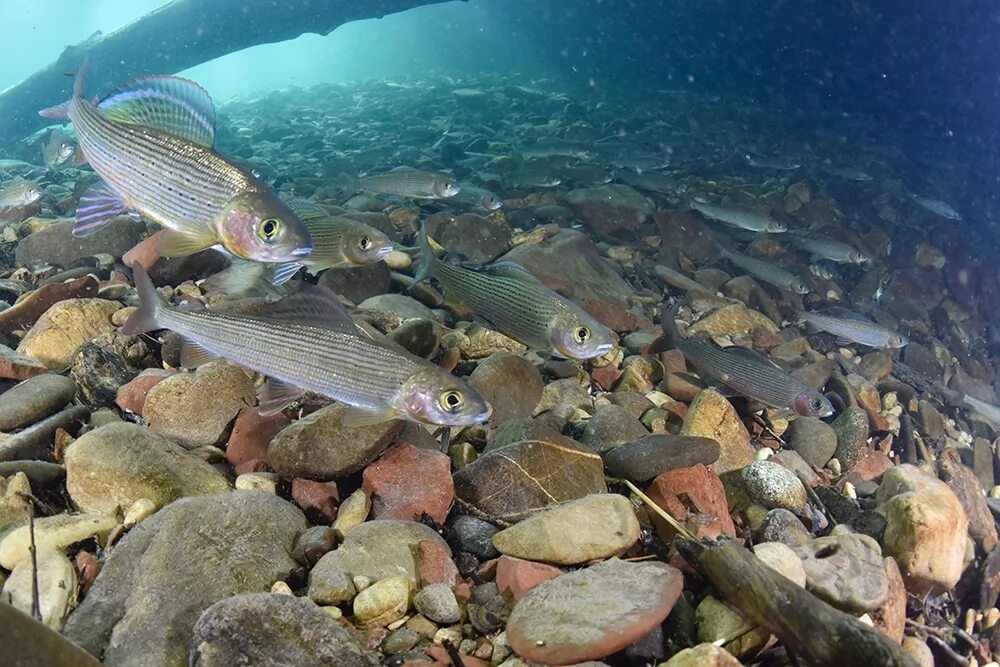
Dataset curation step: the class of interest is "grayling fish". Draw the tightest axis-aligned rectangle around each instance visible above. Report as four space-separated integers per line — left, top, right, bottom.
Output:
614 168 677 194
40 59 312 261
0 179 41 208
823 166 873 182
359 168 459 199
797 309 907 348
519 140 590 160
787 231 868 264
121 263 490 427
649 303 834 417
503 163 563 188
690 201 787 233
744 153 801 170
910 194 962 220
42 128 75 167
653 265 715 296
452 183 502 211
718 246 810 294
414 224 614 360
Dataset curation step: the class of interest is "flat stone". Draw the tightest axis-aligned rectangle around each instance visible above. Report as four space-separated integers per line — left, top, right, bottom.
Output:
752 542 806 587
468 353 542 427
143 360 255 448
17 298 121 369
290 478 340 524
353 576 411 629
62 491 307 667
413 583 461 625
453 439 606 523
793 533 889 613
603 434 720 483
114 369 170 416
578 404 650 454
310 520 450 588
495 555 564 601
268 403 403 480
564 184 653 234
506 559 682 664
1 547 77 630
0 344 49 381
65 422 231 513
646 464 735 542
687 303 779 338
695 595 770 659
492 494 640 564
871 556 907 643
784 416 838 468
876 464 969 594
681 389 754 474
362 441 453 524
191 593 377 667
0 275 99 333
357 293 437 321
832 405 870 471
0 373 75 431
662 643 742 666
0 603 102 667
742 460 808 511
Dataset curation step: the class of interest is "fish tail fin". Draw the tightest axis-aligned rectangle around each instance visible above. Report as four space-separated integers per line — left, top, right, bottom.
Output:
412 221 434 285
119 263 164 335
647 300 684 354
39 57 88 120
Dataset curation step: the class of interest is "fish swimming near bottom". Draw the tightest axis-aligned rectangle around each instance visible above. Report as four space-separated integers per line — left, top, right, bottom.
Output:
0 179 41 208
690 200 787 233
786 231 868 264
910 194 962 221
359 168 459 199
42 128 75 168
718 246 810 294
413 223 614 360
648 302 835 417
120 263 490 427
797 308 907 349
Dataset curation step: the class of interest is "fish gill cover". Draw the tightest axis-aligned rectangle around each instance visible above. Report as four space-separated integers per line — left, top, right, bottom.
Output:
0 1 997 666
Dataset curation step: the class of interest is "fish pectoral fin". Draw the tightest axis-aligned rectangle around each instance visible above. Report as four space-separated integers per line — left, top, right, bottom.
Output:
157 228 218 257
179 338 219 368
98 75 216 148
340 405 400 428
271 261 304 286
74 181 130 237
257 378 305 416
73 145 88 166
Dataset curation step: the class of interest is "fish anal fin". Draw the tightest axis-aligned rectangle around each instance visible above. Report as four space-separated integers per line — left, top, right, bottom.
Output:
257 378 305 416
157 228 218 257
179 339 219 368
74 181 128 237
340 404 399 428
98 75 216 147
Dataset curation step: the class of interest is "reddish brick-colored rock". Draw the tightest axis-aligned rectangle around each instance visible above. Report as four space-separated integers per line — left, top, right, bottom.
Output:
362 441 454 524
590 364 623 392
844 448 894 485
424 646 490 667
225 406 289 474
122 231 164 272
660 349 687 375
291 478 340 524
0 275 98 333
0 350 48 380
645 464 735 542
75 550 101 595
115 369 171 416
496 555 564 601
661 372 703 403
417 539 459 587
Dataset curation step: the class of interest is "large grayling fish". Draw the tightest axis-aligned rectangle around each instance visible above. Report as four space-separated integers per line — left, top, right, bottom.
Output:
690 201 787 233
649 303 834 417
40 59 312 262
797 308 907 349
718 246 810 294
121 263 490 427
414 224 614 360
359 168 459 199
787 231 868 264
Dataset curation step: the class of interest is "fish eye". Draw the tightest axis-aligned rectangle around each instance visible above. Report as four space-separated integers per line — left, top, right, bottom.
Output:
573 326 591 344
259 218 281 242
811 398 823 410
439 390 465 412
359 235 372 251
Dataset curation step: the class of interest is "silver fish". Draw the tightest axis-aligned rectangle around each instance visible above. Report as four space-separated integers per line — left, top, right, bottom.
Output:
718 247 810 294
42 128 75 168
359 168 459 199
121 263 490 427
787 231 868 264
0 179 41 208
910 194 962 220
798 309 907 348
691 201 787 233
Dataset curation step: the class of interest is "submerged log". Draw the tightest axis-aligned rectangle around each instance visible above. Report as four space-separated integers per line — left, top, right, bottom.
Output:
677 538 918 667
0 0 451 149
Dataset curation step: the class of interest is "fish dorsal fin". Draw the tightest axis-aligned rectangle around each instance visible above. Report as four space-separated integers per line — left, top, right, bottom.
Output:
284 197 330 221
253 284 359 334
723 345 784 371
388 166 419 173
485 260 542 283
98 75 216 148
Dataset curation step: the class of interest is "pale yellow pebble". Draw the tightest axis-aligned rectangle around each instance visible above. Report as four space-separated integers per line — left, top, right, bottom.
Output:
984 608 1000 630
321 605 343 619
644 390 672 408
270 581 293 596
991 486 1000 499
434 626 463 647
234 472 279 493
858 613 873 626
123 498 158 528
333 489 370 536
385 250 412 271
843 481 857 500
827 458 842 476
353 575 373 592
755 447 774 461
353 576 411 628
387 615 410 631
112 306 137 327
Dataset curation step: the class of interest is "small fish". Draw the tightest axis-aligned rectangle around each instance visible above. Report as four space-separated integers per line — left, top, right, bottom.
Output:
452 183 502 211
690 200 787 233
744 153 801 170
503 164 563 188
649 302 834 417
0 159 37 171
269 199 393 284
652 264 716 296
614 168 677 194
359 168 459 199
121 263 490 427
718 246 810 294
42 128 75 167
414 224 614 360
823 166 873 182
519 140 590 160
0 179 41 208
39 59 312 261
910 194 962 220
797 309 908 348
786 231 868 264
962 394 1000 429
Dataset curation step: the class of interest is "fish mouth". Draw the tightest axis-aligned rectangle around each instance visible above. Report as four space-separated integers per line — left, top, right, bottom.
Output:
375 245 394 260
290 245 314 258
